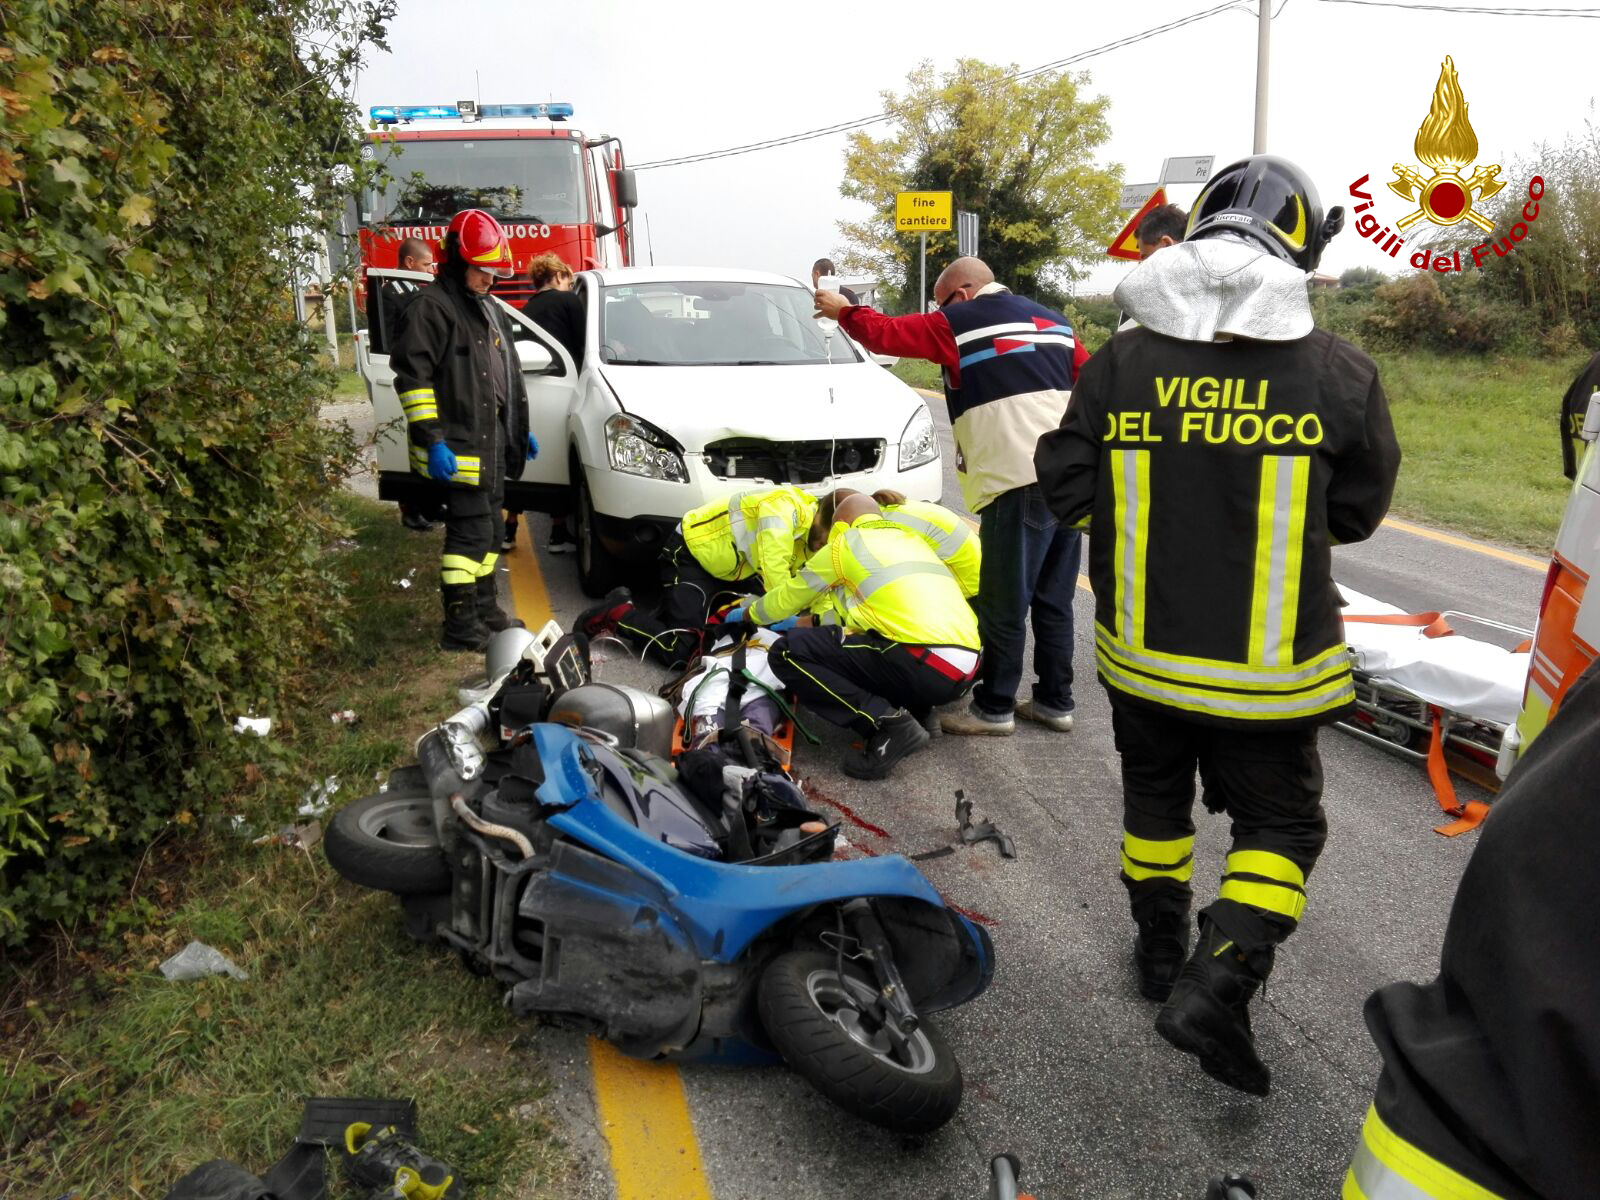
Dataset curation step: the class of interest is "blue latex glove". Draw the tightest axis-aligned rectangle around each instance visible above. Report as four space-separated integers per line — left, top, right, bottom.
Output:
426 441 457 482
526 432 540 462
720 604 747 625
769 616 800 632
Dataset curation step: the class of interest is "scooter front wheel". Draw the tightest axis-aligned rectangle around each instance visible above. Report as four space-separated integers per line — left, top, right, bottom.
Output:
757 950 962 1135
324 791 450 895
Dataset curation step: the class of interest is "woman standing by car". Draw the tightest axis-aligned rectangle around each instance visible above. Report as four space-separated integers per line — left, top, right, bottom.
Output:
506 253 585 555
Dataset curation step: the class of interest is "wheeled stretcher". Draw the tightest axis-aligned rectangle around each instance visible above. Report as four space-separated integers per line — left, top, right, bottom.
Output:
1334 584 1532 835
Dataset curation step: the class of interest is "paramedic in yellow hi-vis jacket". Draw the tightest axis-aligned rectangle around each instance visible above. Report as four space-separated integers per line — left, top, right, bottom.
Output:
1035 156 1400 1097
864 489 981 599
577 486 819 670
737 493 983 780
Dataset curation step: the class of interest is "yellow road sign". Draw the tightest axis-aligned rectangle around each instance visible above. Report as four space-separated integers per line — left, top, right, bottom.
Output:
895 191 953 232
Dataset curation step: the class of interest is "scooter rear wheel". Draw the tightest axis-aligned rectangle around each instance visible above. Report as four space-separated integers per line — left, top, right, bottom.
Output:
757 950 962 1135
324 791 450 895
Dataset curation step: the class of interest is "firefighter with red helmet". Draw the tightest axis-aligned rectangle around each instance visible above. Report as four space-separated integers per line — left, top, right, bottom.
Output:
391 209 538 650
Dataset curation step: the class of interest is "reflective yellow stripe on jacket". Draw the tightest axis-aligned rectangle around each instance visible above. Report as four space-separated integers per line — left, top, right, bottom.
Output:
750 518 980 649
1343 1105 1506 1200
882 502 982 598
1100 448 1353 722
680 487 818 590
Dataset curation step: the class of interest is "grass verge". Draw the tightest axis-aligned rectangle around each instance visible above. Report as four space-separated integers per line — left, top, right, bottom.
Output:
0 496 575 1198
1374 349 1584 550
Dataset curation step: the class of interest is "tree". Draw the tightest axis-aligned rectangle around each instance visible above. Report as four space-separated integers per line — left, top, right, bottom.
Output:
837 60 1120 311
1339 266 1387 291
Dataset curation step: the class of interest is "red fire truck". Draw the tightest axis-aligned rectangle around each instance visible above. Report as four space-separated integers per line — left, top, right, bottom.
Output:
355 101 637 303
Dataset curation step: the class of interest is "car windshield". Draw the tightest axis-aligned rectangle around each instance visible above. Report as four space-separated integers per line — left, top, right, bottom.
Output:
364 137 585 225
598 282 861 366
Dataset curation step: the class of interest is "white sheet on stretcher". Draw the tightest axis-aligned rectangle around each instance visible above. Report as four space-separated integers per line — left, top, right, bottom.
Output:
1338 584 1529 727
677 629 787 721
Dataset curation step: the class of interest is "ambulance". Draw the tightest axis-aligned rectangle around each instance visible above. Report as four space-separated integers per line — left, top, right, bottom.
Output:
1499 386 1600 772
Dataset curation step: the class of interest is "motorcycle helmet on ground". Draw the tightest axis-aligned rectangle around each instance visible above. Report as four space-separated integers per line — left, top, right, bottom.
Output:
442 208 514 278
1185 155 1344 273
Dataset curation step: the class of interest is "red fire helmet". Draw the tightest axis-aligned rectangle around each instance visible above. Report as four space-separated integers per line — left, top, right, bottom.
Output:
443 209 514 278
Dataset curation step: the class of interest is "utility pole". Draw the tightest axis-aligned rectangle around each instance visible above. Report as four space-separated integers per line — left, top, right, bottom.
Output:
1253 0 1271 153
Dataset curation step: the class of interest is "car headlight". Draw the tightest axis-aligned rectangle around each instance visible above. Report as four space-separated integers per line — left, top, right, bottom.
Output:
605 413 689 483
898 405 938 471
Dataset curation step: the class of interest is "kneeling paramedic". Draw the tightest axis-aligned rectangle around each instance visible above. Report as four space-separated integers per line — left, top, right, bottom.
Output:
738 492 982 780
577 486 819 669
1035 155 1401 1096
862 489 981 599
1342 657 1600 1199
391 209 538 651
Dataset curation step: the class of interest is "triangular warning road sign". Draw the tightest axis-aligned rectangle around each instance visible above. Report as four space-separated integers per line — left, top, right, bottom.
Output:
1107 188 1168 261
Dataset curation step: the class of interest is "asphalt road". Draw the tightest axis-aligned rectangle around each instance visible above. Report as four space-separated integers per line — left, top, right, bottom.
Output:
328 393 1540 1200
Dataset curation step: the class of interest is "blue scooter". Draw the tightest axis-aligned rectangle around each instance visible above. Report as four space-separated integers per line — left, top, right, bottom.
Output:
325 633 994 1135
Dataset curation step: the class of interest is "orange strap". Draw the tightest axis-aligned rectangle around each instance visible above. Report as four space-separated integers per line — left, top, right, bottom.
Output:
1427 709 1490 836
1343 610 1457 639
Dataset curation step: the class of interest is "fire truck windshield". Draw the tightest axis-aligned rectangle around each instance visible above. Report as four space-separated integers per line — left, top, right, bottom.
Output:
365 137 585 225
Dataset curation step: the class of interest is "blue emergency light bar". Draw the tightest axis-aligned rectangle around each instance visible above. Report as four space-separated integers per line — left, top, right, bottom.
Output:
370 102 573 124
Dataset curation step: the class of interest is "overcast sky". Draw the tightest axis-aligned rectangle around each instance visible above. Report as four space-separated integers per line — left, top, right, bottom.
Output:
354 0 1597 297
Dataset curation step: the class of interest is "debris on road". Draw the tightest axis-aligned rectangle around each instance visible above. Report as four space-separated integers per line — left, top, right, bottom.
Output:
956 789 1016 859
330 708 360 727
231 714 273 736
160 941 249 982
393 567 418 589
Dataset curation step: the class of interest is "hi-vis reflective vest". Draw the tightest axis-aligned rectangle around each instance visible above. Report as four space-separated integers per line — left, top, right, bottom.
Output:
750 517 981 650
1036 327 1400 727
680 487 819 592
881 502 981 598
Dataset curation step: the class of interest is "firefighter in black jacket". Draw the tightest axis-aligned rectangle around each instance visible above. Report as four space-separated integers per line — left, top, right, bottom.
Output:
390 209 537 650
1036 156 1401 1096
1344 656 1600 1199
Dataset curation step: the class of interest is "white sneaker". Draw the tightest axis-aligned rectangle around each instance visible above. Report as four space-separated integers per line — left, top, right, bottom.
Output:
939 706 1015 736
1017 699 1074 732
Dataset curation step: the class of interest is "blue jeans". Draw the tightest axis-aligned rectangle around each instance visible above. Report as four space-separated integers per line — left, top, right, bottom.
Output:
973 483 1081 716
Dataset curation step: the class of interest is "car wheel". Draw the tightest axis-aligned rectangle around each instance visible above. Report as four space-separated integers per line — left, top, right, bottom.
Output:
574 469 625 598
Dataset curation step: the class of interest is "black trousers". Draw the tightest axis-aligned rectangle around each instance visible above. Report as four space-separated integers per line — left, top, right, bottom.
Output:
772 626 977 735
614 534 757 668
440 469 505 588
1110 698 1327 969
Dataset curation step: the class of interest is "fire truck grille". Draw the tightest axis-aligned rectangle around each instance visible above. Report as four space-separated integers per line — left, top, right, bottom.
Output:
703 438 885 484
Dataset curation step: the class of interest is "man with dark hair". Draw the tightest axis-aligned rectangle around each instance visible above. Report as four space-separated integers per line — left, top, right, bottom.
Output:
1560 348 1600 479
817 255 1088 739
1136 203 1188 260
390 209 538 650
506 252 583 555
810 257 858 304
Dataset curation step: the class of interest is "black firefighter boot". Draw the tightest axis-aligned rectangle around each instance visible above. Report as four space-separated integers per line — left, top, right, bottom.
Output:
1154 920 1272 1096
841 710 931 780
440 583 492 652
474 575 524 633
1134 910 1191 1003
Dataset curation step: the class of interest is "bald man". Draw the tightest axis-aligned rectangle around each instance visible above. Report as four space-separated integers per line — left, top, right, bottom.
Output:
816 258 1088 738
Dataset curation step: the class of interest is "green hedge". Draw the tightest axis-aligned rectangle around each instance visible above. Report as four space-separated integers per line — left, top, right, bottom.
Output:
0 0 389 943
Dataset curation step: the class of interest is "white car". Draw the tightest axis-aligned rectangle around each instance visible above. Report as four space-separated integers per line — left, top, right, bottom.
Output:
357 265 942 595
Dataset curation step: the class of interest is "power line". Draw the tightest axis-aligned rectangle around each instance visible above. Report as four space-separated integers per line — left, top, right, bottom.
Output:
632 2 1253 170
1316 0 1600 14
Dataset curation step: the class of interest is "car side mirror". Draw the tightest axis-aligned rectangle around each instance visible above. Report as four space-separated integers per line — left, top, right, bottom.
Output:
516 340 555 374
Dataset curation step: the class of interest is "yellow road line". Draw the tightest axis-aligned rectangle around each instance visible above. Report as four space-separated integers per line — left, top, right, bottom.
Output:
503 519 710 1200
1078 573 1092 594
1381 516 1545 572
589 1040 713 1200
505 520 554 628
